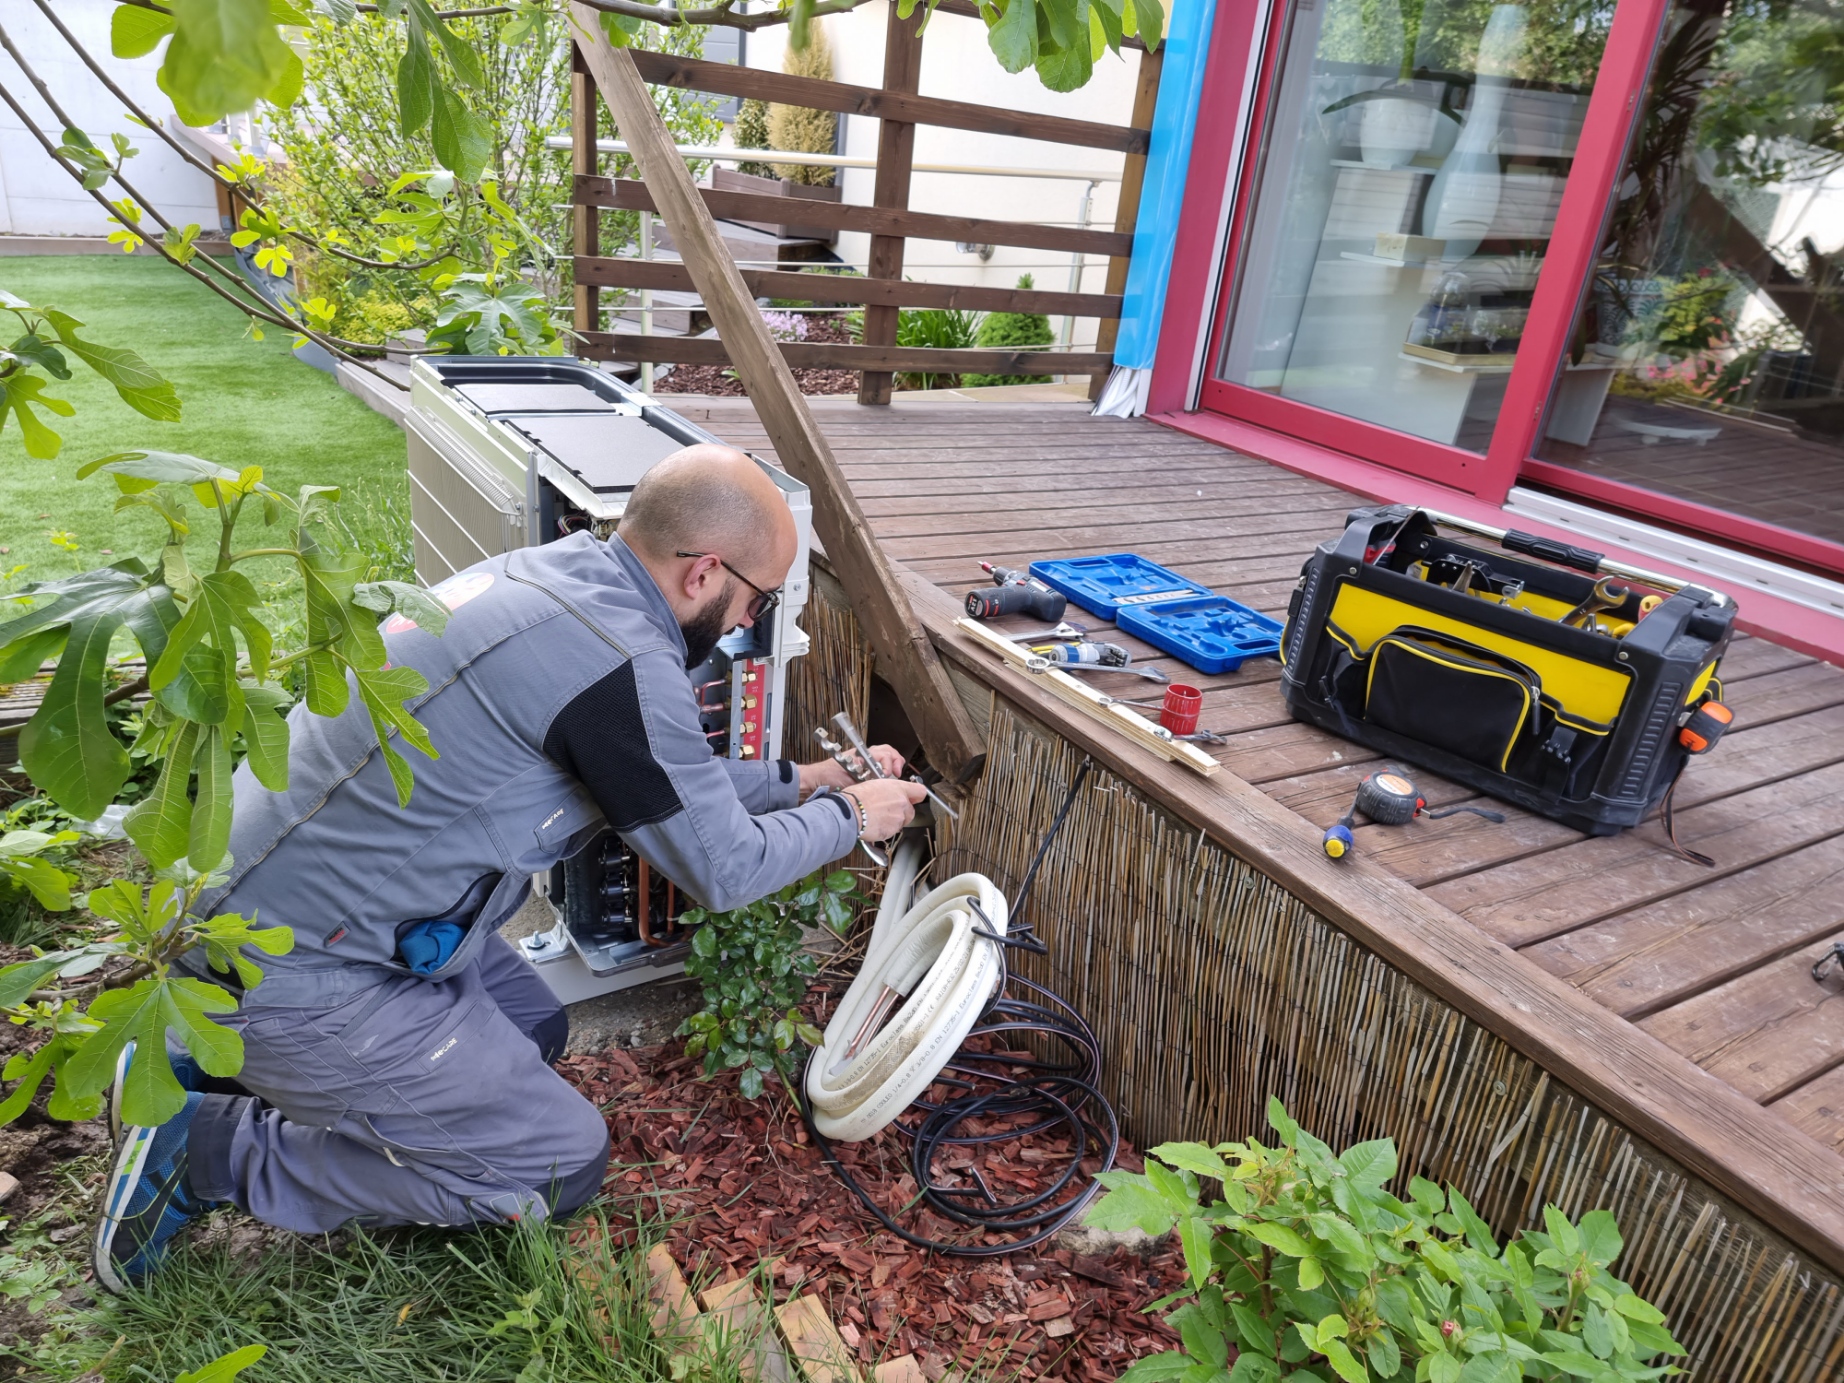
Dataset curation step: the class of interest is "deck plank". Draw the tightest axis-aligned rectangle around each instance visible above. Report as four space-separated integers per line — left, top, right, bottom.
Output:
1426 760 1844 946
1366 700 1844 886
1638 936 1844 1102
1525 833 1844 1018
1770 1063 1844 1153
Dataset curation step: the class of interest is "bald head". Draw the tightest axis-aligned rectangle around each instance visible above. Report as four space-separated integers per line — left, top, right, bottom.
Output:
619 445 798 653
620 444 795 573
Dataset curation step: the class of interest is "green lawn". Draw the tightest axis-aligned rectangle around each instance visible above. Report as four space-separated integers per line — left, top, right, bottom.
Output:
0 255 409 589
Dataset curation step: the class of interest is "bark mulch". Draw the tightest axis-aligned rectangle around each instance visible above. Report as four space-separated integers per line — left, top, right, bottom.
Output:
652 316 862 398
557 1039 1184 1381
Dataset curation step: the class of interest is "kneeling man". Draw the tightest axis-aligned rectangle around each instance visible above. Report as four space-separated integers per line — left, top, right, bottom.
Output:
95 444 924 1289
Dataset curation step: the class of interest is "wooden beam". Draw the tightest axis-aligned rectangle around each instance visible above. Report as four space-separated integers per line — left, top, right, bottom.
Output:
860 4 923 407
568 5 987 784
576 256 1122 317
1091 44 1163 399
580 331 1111 375
572 46 600 338
626 48 1147 153
578 175 1134 258
894 568 1844 1279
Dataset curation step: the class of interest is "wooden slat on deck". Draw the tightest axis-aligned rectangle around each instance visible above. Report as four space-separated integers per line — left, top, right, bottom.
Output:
683 395 1844 1170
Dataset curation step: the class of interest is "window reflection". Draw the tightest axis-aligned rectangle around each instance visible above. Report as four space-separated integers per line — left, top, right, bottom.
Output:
1218 0 1613 451
1536 0 1844 552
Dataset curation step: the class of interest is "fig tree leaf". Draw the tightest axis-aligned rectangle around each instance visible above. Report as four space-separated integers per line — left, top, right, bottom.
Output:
189 724 234 871
988 0 1038 72
18 608 132 819
45 310 181 422
124 720 200 869
113 4 178 58
159 0 296 125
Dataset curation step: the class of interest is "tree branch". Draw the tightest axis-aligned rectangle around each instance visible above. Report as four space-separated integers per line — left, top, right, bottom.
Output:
29 0 222 186
29 3 467 277
0 72 397 371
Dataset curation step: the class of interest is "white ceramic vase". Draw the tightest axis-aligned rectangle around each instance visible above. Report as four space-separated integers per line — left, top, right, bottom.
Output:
1424 5 1529 260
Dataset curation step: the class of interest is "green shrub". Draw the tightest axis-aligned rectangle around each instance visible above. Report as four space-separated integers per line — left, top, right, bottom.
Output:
733 98 774 178
264 11 720 334
964 273 1055 387
1089 1098 1687 1383
677 869 860 1100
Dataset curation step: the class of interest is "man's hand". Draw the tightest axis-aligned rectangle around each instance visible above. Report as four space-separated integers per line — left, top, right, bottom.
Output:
799 744 907 798
841 779 929 841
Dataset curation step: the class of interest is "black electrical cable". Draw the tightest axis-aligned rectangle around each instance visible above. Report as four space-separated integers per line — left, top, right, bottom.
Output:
800 758 1121 1256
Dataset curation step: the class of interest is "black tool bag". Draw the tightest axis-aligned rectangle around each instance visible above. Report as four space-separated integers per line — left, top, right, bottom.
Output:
1280 506 1735 835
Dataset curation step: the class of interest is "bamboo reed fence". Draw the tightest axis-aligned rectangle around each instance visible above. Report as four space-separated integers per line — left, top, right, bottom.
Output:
801 582 1844 1381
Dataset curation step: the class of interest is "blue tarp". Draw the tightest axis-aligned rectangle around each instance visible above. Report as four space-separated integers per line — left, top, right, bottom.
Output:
1112 0 1221 370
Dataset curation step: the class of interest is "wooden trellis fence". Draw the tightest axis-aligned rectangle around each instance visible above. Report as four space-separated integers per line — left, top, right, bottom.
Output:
569 4 1161 402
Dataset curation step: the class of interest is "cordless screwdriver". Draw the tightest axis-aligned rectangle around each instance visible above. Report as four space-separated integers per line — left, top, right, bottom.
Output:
965 562 1068 621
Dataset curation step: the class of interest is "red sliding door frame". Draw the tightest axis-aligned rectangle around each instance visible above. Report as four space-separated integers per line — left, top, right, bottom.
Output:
1480 0 1672 501
1156 0 1673 501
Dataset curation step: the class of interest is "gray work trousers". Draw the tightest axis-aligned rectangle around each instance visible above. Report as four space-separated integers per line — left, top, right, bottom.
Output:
187 937 611 1233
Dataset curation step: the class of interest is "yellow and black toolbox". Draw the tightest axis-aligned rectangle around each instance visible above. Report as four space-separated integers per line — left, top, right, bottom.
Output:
1280 505 1735 836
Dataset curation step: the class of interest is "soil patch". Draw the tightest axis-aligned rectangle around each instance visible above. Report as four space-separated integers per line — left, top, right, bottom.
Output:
558 1038 1183 1380
0 946 111 1228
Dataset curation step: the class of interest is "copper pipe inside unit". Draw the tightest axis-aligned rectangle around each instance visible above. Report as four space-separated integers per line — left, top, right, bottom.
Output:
636 857 657 945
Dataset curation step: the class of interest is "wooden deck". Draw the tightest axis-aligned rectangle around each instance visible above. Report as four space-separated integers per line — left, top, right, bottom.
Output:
677 392 1844 1269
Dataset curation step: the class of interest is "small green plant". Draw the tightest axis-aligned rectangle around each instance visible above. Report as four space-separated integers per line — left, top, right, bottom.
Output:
0 1235 65 1318
895 306 984 390
964 273 1055 387
1088 1098 1686 1383
677 868 859 1100
0 448 452 1131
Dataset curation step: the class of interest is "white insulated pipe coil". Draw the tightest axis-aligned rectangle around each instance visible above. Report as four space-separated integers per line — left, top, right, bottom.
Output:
804 837 1008 1142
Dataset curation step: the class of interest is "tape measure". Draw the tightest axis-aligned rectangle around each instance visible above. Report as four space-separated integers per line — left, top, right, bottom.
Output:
1323 771 1505 860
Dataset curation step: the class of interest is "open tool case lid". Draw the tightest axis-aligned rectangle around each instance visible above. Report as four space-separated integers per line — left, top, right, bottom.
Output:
1028 554 1209 617
1030 553 1284 674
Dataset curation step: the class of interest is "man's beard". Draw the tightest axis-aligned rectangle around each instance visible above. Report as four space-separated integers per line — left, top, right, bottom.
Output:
680 577 738 669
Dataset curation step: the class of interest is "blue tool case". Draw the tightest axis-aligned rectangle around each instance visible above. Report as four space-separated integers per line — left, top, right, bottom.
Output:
1116 596 1285 674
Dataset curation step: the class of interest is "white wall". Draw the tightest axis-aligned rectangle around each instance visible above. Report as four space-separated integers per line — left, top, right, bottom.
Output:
0 0 218 237
744 2 1144 349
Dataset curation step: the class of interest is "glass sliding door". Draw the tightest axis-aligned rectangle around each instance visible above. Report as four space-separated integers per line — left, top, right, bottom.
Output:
1526 0 1844 569
1204 0 1615 469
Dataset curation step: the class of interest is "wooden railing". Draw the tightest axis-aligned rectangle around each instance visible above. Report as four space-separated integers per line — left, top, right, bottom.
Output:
570 7 1160 403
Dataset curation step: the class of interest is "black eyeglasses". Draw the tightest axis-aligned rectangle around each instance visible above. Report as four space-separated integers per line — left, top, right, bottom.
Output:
676 551 782 622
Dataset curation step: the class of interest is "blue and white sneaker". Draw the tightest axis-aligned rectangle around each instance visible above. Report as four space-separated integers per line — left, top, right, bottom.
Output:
95 1048 213 1293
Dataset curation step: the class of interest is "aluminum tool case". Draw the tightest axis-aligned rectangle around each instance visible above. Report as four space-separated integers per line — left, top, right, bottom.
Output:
1280 506 1734 835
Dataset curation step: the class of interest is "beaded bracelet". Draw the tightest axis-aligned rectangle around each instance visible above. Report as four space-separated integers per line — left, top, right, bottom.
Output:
841 787 869 839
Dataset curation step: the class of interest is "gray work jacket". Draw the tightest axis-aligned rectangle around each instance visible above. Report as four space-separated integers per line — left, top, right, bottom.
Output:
188 533 858 1009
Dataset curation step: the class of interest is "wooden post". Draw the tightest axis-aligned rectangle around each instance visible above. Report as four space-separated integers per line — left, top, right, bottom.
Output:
856 5 924 406
572 45 600 340
568 5 987 784
1089 45 1163 400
